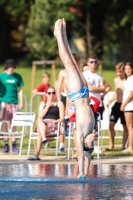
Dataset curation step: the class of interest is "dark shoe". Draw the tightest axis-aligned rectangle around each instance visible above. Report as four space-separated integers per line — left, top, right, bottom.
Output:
27 155 41 160
2 145 9 153
12 145 19 153
42 139 48 144
104 147 113 152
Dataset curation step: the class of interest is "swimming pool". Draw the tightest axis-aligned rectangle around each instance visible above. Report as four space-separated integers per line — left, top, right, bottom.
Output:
0 163 133 199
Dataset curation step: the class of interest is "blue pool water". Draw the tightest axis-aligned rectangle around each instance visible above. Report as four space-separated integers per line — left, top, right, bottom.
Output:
0 163 133 199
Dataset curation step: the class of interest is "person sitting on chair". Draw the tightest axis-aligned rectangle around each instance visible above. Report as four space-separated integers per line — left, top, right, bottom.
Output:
28 86 65 160
54 18 97 180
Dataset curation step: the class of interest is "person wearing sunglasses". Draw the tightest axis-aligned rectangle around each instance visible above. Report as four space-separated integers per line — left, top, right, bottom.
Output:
54 19 97 180
28 86 65 160
83 55 111 119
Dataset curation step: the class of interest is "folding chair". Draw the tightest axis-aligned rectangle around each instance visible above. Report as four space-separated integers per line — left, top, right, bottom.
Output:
66 121 76 160
94 112 101 159
27 122 63 160
0 112 35 158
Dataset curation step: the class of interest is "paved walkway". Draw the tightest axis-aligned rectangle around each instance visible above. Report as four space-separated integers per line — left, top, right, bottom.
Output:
0 155 132 165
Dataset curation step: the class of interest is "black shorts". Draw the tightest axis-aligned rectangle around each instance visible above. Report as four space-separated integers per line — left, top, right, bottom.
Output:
110 102 126 125
61 95 66 107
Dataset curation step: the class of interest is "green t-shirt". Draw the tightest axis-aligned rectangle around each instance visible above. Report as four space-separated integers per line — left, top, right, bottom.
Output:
0 72 24 104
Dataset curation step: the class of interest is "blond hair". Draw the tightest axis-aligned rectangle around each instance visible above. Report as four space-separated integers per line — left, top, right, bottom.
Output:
115 62 124 71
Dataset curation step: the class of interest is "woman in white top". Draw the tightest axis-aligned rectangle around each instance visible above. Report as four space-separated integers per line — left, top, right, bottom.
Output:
121 62 133 153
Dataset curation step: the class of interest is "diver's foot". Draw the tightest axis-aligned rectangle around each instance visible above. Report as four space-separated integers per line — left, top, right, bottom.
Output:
78 175 87 180
54 19 63 38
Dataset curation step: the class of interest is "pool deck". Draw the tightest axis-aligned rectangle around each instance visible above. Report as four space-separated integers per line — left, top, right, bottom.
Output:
0 154 132 165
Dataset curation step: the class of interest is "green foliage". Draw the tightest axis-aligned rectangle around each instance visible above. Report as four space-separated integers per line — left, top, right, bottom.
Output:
1 0 133 63
0 0 34 61
25 0 78 60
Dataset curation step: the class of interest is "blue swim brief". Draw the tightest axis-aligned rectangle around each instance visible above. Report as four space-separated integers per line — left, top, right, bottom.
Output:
67 86 89 102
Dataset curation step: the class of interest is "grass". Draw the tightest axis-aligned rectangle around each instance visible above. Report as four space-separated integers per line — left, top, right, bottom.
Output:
0 131 132 157
102 70 116 89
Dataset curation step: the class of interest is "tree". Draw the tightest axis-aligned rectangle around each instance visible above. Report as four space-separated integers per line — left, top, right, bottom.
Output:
68 0 133 63
0 0 33 61
25 0 78 60
103 0 133 62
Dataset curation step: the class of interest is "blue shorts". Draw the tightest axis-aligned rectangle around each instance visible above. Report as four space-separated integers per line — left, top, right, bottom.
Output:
67 86 89 102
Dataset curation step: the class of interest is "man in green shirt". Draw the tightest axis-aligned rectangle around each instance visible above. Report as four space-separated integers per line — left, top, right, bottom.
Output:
0 59 24 153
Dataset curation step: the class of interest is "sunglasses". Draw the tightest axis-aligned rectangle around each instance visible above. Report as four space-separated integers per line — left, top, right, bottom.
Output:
47 92 56 95
90 61 97 64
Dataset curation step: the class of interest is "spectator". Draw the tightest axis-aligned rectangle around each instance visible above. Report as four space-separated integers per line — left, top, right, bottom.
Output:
0 59 24 153
105 62 128 151
82 64 89 72
82 55 105 118
28 86 65 160
32 72 50 101
120 62 133 153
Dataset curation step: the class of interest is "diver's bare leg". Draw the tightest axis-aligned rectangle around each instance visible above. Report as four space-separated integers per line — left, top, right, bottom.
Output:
54 19 84 92
62 19 78 68
62 18 87 88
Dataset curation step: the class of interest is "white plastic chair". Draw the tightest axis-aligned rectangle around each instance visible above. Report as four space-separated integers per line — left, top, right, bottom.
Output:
93 112 101 159
0 112 35 158
66 121 76 160
27 122 63 160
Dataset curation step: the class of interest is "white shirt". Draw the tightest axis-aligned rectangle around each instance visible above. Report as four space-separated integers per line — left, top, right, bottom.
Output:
83 70 103 106
123 75 133 111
